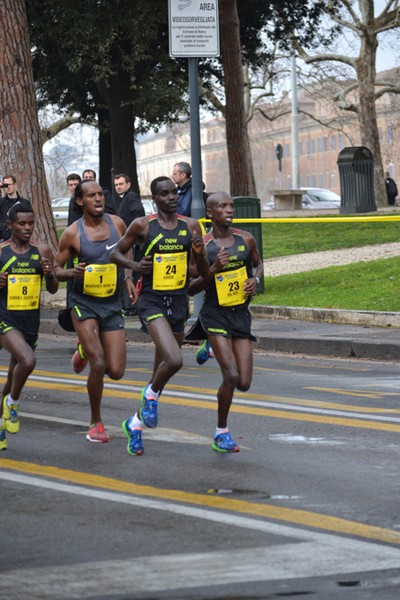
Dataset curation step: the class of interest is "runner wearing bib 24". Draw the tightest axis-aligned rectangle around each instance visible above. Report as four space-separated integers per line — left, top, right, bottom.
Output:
110 176 209 456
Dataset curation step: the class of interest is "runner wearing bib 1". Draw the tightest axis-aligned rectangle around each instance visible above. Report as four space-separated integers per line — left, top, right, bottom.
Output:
69 213 123 328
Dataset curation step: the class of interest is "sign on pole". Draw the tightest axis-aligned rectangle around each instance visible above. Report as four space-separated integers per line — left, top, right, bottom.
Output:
168 0 220 58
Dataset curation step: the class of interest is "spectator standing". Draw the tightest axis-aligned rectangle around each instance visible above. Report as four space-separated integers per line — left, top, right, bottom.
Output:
0 200 58 451
110 176 209 456
172 161 192 216
54 180 127 443
115 173 145 316
114 173 145 227
0 176 30 242
66 173 82 226
385 171 398 206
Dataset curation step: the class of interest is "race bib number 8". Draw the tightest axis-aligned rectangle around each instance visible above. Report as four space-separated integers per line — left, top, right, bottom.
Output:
215 266 247 307
152 252 187 291
83 263 117 297
7 274 41 310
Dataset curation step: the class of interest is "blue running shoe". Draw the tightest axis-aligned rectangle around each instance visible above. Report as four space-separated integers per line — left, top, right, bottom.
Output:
122 418 144 456
212 431 240 453
138 385 158 428
196 340 214 365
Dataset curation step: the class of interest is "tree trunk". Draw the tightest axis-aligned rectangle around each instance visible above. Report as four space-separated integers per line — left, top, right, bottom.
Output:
98 71 140 197
0 0 57 250
356 19 386 206
219 0 257 197
97 108 113 194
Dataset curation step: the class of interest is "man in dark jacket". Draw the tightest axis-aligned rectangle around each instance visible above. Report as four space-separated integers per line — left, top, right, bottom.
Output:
114 173 145 227
0 175 30 242
385 171 398 206
114 173 145 316
172 162 192 216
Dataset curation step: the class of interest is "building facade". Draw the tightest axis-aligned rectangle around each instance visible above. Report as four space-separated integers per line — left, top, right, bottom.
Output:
137 70 400 202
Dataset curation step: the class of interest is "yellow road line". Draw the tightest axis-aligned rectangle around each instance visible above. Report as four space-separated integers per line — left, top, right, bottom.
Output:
1 458 399 546
3 376 400 433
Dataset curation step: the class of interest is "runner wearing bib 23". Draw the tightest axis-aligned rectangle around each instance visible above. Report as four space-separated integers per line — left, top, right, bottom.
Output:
187 191 263 453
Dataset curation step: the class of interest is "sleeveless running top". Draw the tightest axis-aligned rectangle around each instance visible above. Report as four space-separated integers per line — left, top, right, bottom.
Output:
0 241 44 337
72 214 121 303
203 229 252 307
139 215 191 296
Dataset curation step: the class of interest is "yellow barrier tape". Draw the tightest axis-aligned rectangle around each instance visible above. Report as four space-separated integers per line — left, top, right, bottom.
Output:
199 215 400 224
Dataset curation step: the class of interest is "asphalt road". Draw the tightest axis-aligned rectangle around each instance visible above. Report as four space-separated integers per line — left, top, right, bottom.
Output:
1 334 400 600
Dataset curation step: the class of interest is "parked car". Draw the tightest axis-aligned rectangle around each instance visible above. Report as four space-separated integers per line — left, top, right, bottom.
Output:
142 198 157 215
51 197 70 208
263 188 341 210
301 188 341 209
52 197 70 220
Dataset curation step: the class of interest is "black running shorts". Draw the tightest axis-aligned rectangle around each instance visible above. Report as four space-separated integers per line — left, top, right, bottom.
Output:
70 296 124 332
138 291 189 334
199 303 256 341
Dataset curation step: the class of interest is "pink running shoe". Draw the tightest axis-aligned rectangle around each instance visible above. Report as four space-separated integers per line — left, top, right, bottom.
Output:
71 342 88 374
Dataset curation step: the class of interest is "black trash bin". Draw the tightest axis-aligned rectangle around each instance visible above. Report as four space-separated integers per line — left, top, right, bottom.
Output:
337 146 376 214
233 196 264 293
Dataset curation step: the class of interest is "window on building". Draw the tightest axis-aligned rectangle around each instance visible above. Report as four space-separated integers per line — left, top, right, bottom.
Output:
285 143 290 157
331 136 337 150
387 125 393 145
317 138 323 152
324 137 329 151
338 134 344 149
310 139 315 153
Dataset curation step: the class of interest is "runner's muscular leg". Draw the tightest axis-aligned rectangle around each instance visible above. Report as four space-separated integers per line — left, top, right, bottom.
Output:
208 335 239 429
0 330 36 401
147 317 183 393
72 315 106 424
232 337 253 391
100 328 126 380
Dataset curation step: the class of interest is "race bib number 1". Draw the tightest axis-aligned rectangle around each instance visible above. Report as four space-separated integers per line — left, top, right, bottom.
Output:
7 274 41 310
215 266 248 307
83 263 117 297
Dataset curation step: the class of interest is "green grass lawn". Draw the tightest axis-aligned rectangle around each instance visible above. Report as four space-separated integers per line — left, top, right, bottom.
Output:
256 257 400 312
261 216 400 259
252 215 400 311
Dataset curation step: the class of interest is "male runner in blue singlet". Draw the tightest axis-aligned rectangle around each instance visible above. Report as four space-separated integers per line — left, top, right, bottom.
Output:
0 200 59 451
110 176 209 456
187 192 263 453
54 180 127 443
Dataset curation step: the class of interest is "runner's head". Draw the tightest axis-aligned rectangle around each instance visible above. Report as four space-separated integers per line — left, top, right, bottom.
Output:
7 199 34 222
150 177 178 213
206 192 235 227
74 179 105 219
7 200 35 241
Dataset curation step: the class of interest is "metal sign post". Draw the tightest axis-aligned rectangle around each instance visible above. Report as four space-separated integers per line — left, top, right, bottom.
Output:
168 0 220 219
169 1 220 321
